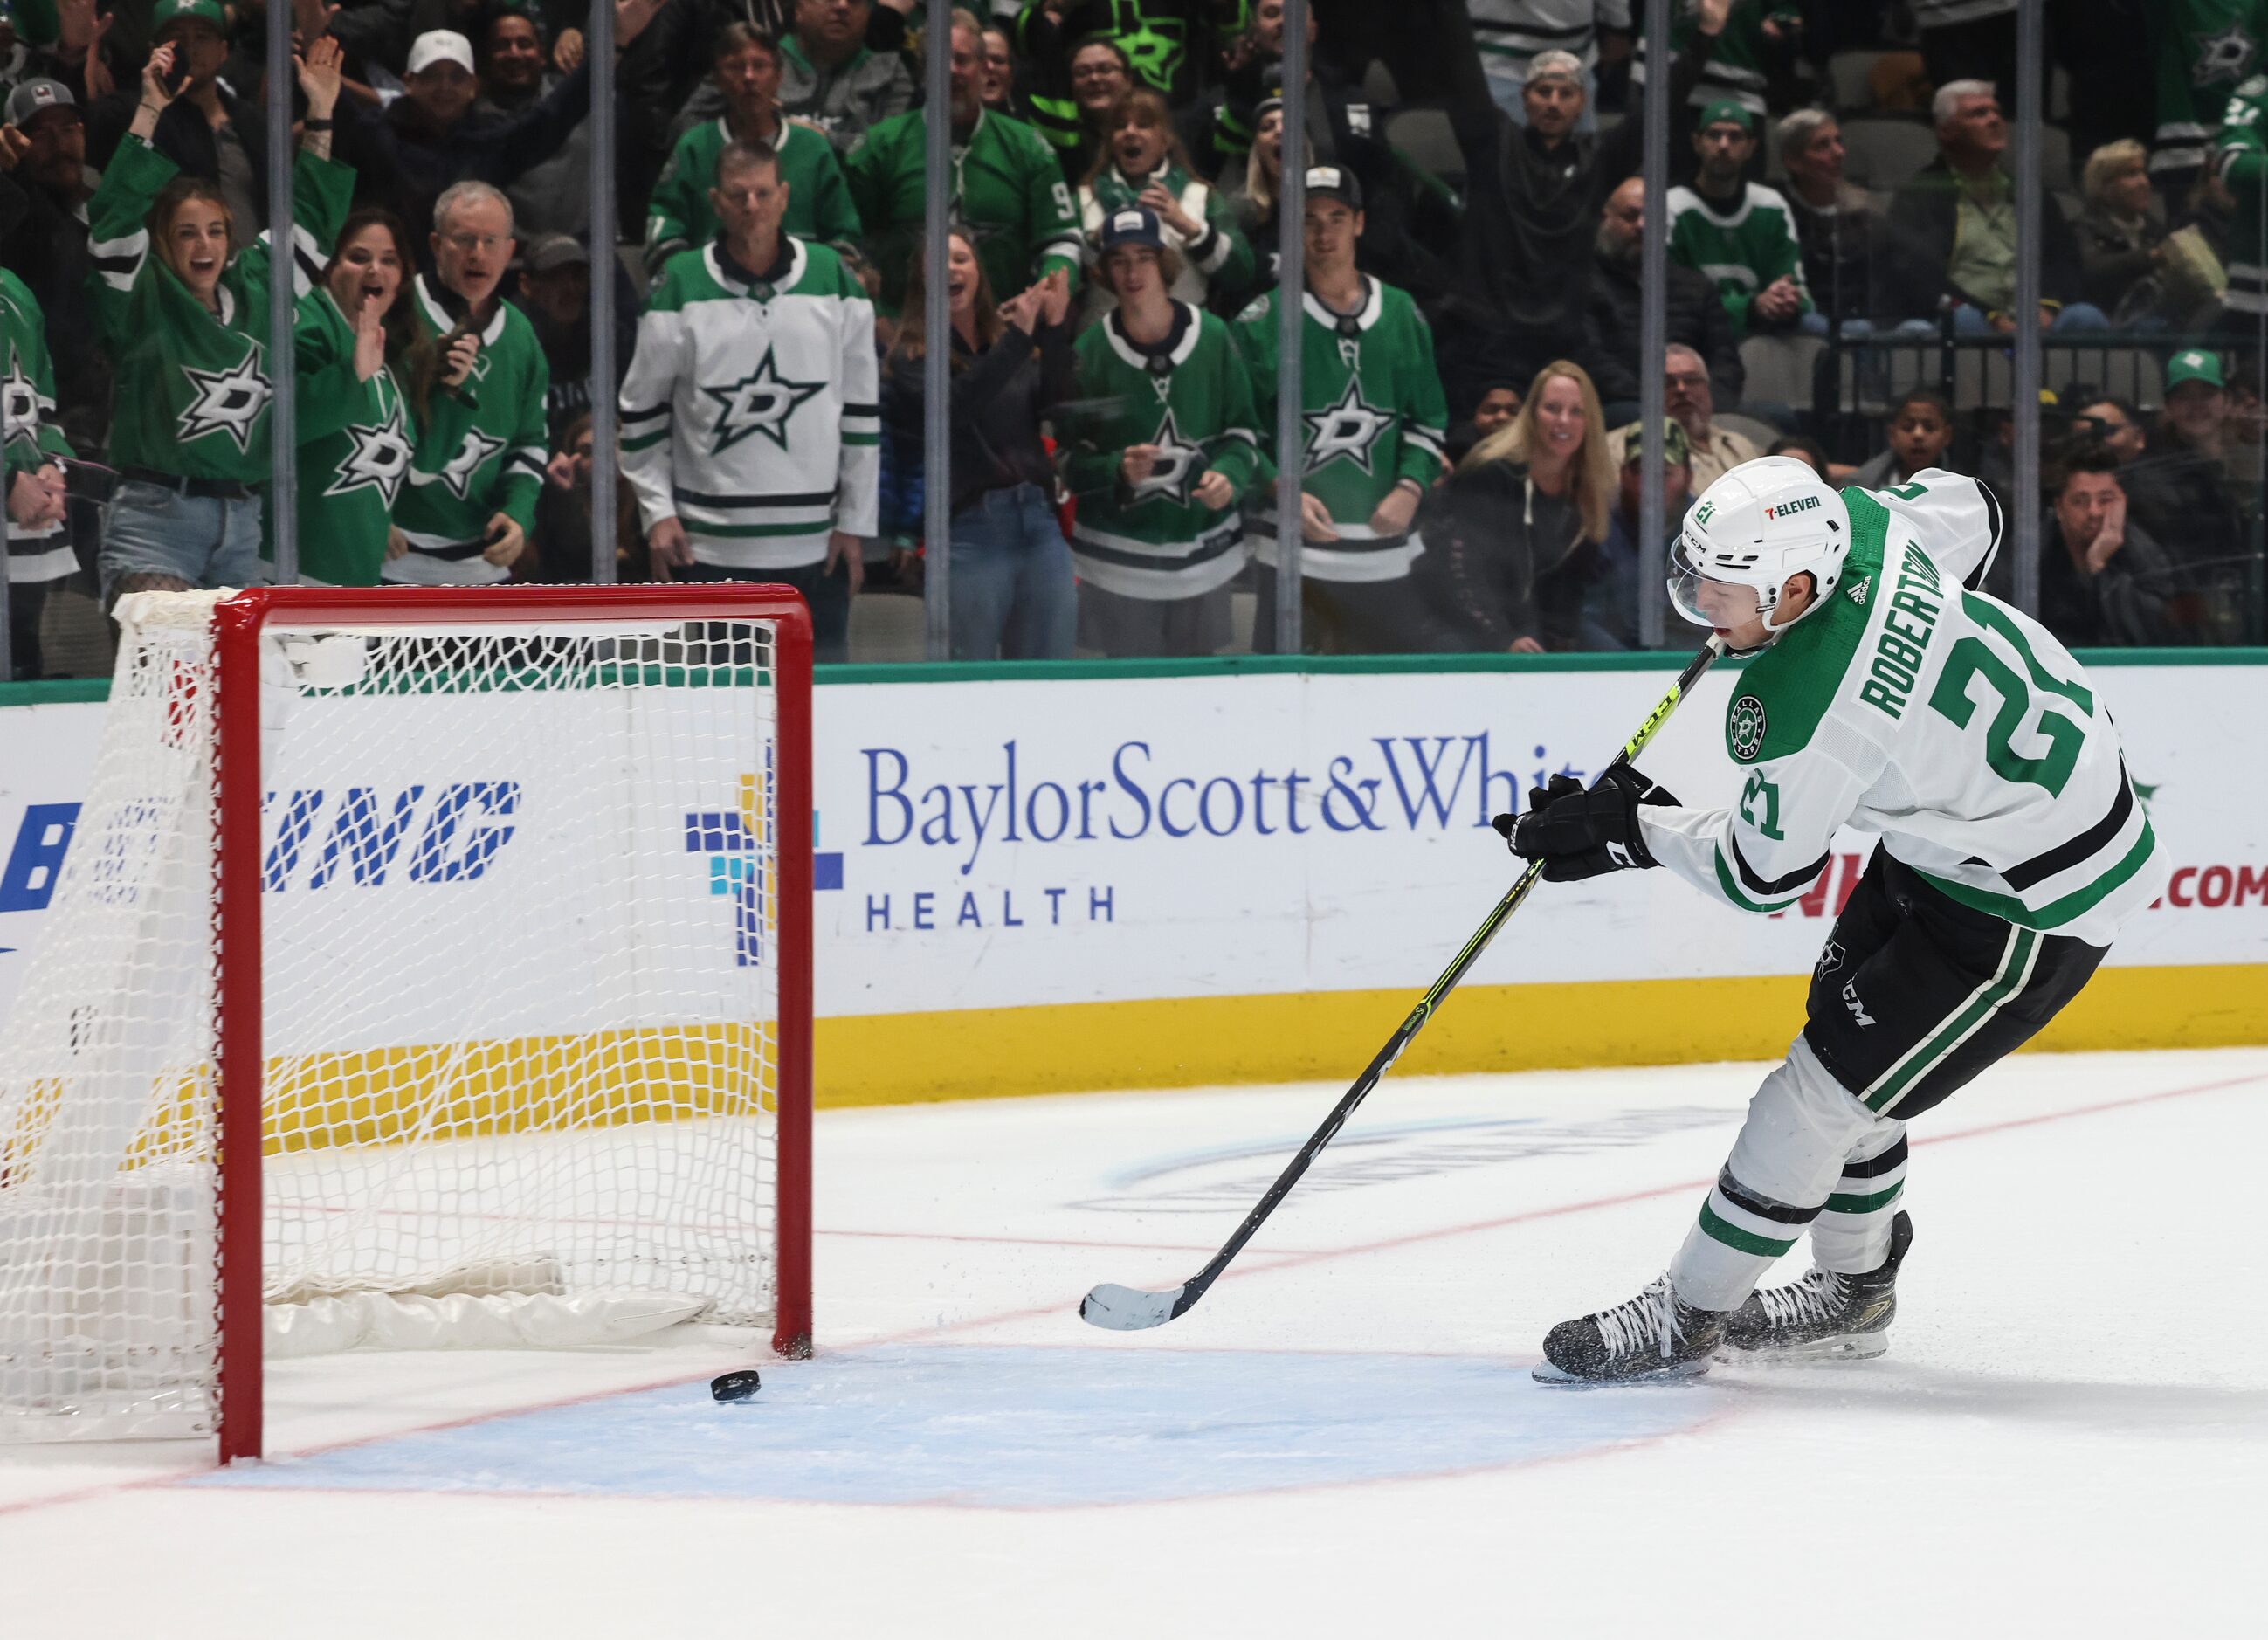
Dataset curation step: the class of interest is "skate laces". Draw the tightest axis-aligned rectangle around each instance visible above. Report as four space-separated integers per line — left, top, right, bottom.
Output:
1592 1277 1684 1360
1754 1267 1848 1327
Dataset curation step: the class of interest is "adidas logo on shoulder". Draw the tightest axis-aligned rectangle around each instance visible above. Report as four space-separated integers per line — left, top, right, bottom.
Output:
1845 575 1871 606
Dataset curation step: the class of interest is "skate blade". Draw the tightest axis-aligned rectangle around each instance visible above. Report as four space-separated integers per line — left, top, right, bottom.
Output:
1718 1332 1889 1364
1532 1357 1713 1388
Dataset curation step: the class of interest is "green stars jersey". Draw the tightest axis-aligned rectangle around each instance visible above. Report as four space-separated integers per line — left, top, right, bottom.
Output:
2 269 73 583
1637 470 2163 947
288 288 416 586
1077 162 1254 314
643 117 864 277
1630 0 1798 117
389 275 549 585
619 238 878 570
2216 73 2268 314
2155 0 2267 175
1665 183 1811 336
1234 278 1449 583
845 107 1084 314
1063 300 1262 599
86 135 353 483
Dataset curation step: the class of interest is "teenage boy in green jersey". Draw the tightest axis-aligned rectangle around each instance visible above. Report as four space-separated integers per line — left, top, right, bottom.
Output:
1236 166 1450 654
645 22 861 277
389 180 548 585
846 6 1082 314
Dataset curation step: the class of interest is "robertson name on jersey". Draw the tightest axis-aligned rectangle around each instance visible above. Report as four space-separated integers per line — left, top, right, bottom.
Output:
1235 279 1449 582
87 136 350 484
619 237 879 569
1638 471 2165 947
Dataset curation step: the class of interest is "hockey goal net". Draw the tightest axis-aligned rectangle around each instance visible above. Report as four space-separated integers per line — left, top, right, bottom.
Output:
0 585 812 1460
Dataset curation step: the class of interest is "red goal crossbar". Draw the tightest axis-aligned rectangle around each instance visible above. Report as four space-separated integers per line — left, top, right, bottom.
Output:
208 584 815 1463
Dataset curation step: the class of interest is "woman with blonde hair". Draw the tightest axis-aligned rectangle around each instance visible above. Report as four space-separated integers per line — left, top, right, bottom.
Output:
2073 138 2166 320
1423 359 1616 652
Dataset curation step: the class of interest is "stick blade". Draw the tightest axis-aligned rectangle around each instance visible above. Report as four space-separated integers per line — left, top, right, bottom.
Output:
1079 1281 1186 1331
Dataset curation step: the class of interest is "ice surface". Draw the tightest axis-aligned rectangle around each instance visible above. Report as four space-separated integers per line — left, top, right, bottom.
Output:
3 1047 2263 1636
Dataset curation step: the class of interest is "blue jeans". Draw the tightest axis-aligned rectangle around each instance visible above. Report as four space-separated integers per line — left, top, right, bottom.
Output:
1798 314 1939 340
100 480 265 603
946 483 1075 661
1948 301 2111 337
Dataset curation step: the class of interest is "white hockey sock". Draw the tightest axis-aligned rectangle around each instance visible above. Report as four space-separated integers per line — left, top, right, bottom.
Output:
1667 1037 1878 1313
1810 1124 1908 1274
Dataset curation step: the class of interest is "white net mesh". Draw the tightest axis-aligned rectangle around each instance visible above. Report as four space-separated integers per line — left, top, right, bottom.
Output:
0 591 787 1443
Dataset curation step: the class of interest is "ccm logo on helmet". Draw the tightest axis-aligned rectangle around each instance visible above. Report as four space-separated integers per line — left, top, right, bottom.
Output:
1767 496 1823 520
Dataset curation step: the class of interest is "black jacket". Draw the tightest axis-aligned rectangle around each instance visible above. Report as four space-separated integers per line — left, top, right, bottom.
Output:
1419 458 1596 651
0 169 109 450
1583 248 1744 410
334 59 596 244
881 318 1077 520
1991 512 2190 649
1886 156 2089 314
1786 183 1942 327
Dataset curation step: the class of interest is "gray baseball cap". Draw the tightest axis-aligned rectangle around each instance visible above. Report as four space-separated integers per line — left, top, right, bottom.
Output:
6 78 78 129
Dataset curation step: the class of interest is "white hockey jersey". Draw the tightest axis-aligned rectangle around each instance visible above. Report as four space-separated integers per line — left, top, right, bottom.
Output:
620 238 879 570
1640 470 2166 947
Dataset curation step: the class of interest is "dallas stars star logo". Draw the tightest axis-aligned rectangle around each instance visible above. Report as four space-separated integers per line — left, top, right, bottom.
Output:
2193 22 2258 86
701 346 824 457
1301 376 1396 476
435 427 507 500
1131 408 1204 504
177 348 272 454
326 398 413 508
1 347 37 449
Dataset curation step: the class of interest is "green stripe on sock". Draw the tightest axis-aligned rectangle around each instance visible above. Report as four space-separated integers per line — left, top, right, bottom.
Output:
1699 1201 1798 1258
1823 1180 1905 1214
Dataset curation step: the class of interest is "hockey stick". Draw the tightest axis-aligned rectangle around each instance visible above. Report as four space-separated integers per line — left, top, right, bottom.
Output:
1079 636 1727 1332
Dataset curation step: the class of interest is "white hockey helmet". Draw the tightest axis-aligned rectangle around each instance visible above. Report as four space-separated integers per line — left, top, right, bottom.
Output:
1668 455 1851 644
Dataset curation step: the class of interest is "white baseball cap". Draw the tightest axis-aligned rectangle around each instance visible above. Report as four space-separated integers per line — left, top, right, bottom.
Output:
407 30 476 77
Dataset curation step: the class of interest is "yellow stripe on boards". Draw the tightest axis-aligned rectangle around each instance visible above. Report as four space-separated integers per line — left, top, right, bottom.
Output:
814 963 2268 1107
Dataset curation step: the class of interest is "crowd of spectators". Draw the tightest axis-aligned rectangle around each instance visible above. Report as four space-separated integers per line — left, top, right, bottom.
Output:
3 0 2267 675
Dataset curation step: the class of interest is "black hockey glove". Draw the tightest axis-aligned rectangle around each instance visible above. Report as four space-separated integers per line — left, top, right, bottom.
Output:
1492 766 1679 882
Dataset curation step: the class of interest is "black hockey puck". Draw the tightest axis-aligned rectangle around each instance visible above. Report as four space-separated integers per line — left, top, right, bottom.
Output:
710 1369 762 1402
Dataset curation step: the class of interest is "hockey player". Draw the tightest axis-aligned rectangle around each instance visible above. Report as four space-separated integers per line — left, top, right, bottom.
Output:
1235 166 1451 654
286 210 449 588
644 22 862 278
87 38 349 604
389 181 548 586
1666 100 1810 338
621 138 878 663
3 268 71 678
1064 205 1261 657
846 7 1082 314
1505 457 2165 1382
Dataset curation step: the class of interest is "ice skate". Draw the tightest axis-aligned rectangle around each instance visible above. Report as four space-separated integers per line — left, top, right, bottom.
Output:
1720 1211 1914 1361
1534 1276 1727 1385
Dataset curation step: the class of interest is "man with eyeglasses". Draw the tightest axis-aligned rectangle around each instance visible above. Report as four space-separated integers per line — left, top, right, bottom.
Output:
1013 20 1132 183
388 181 548 585
1608 343 1759 493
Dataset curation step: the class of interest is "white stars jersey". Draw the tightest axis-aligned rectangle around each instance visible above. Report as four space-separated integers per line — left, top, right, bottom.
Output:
1638 470 2166 947
619 238 879 570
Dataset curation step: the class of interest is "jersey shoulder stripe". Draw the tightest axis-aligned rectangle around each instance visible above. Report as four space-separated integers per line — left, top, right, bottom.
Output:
1723 492 1887 764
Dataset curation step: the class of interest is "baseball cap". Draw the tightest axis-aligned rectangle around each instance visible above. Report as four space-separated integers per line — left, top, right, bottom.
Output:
1100 205 1164 252
1527 50 1582 87
6 78 77 128
152 0 227 38
1304 164 1361 210
2166 348 2225 390
1697 97 1754 134
524 233 589 273
407 29 477 77
1618 418 1692 468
